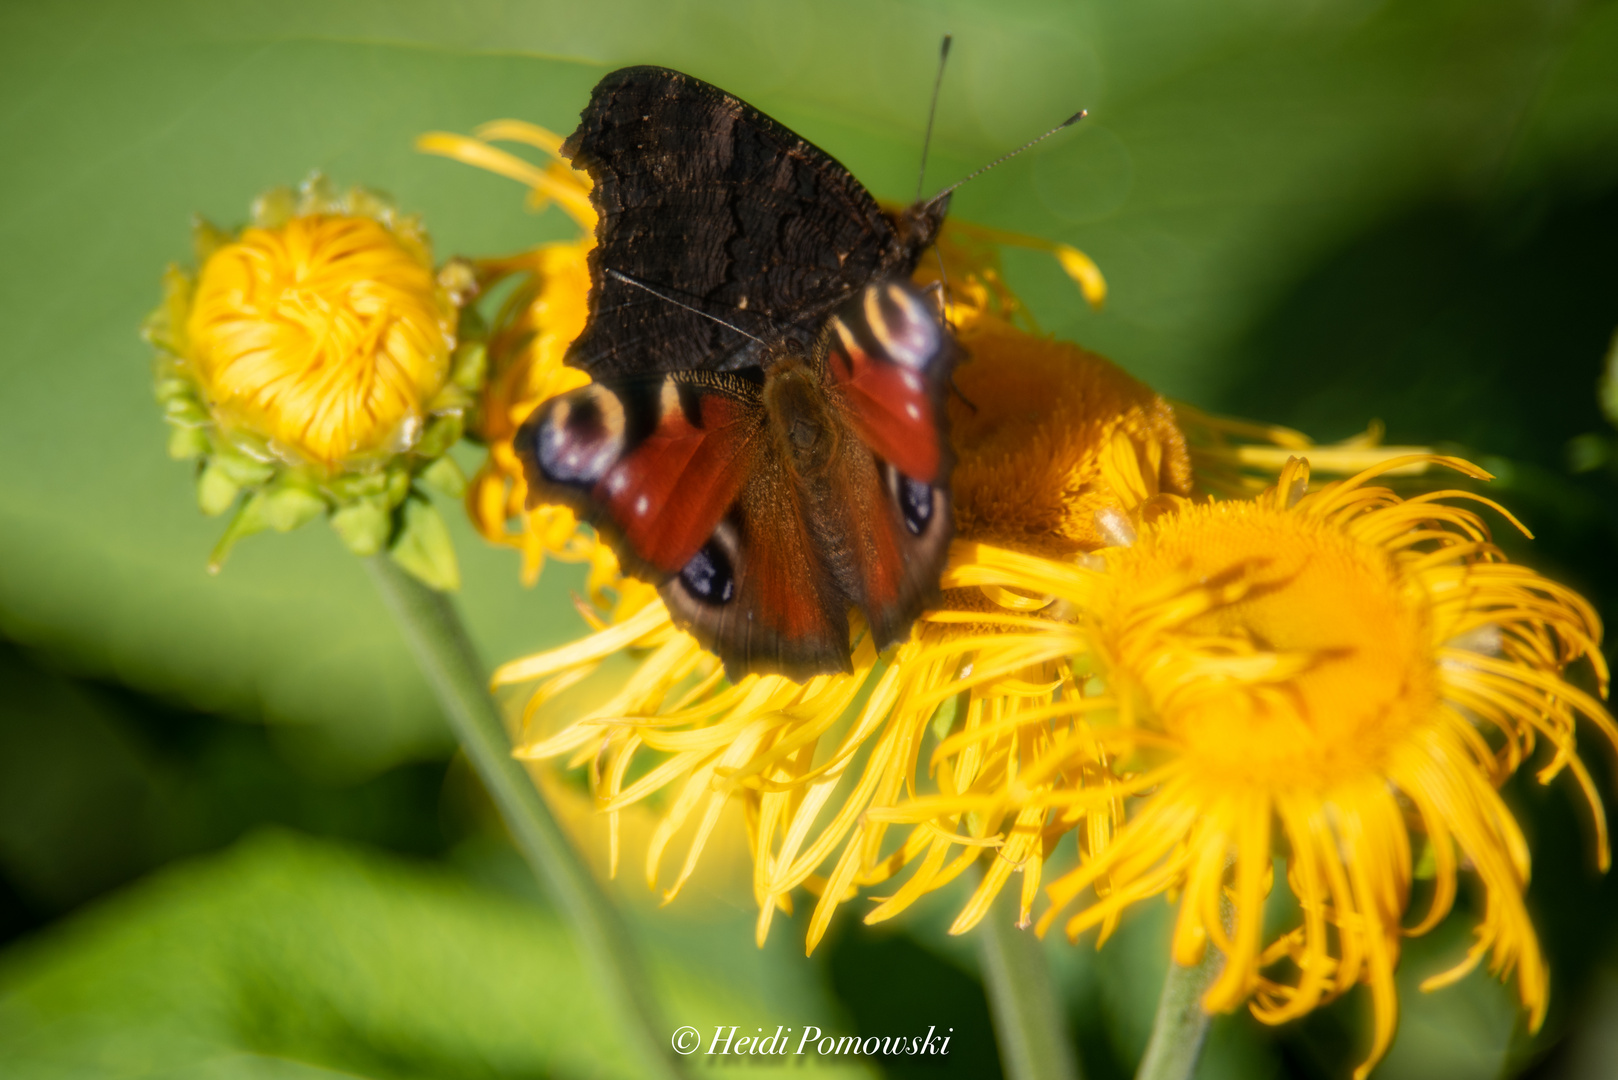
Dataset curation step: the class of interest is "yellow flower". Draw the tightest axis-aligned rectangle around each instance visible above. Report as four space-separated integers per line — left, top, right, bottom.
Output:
187 213 452 469
1179 404 1438 492
945 315 1189 555
418 121 626 598
145 175 480 586
493 304 1186 955
466 241 604 589
912 457 1613 1077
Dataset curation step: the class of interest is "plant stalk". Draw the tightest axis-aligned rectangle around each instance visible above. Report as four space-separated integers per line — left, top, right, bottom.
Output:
367 556 681 1080
978 881 1084 1080
1134 912 1226 1080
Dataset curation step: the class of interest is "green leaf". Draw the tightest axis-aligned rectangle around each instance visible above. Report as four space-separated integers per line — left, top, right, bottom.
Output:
207 491 269 571
415 413 465 461
418 455 468 499
213 449 277 487
450 339 488 393
390 497 461 591
330 497 393 557
161 394 209 427
195 460 241 517
165 424 210 460
385 467 413 509
0 832 876 1080
261 479 327 533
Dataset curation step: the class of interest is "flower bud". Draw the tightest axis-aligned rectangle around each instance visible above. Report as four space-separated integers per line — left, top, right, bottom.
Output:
144 175 482 586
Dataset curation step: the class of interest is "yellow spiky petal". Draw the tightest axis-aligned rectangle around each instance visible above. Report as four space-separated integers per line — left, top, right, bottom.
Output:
495 314 1190 954
186 213 455 470
942 457 1612 1078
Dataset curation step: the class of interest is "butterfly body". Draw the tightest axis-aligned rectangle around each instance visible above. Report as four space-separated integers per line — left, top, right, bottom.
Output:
519 66 957 680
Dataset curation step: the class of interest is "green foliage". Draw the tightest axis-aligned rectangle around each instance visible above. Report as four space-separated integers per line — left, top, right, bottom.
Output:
389 498 461 592
0 831 871 1079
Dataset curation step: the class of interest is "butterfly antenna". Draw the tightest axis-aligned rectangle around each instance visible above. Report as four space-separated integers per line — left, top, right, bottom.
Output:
926 109 1087 206
606 268 767 346
915 34 952 203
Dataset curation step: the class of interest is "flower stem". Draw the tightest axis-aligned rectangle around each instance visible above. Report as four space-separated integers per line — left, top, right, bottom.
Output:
367 556 682 1080
978 884 1084 1080
1133 933 1224 1080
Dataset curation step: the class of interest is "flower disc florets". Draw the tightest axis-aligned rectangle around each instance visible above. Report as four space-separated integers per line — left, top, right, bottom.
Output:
145 175 484 587
945 457 1616 1077
1096 496 1442 787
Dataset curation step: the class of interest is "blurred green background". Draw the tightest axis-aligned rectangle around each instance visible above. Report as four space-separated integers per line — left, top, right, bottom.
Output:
2 0 1617 1077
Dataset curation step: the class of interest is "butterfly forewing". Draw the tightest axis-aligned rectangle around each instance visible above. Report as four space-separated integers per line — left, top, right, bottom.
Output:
825 281 951 484
562 66 906 378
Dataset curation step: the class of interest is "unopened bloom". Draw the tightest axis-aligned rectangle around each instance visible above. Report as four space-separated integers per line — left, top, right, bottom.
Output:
145 175 481 586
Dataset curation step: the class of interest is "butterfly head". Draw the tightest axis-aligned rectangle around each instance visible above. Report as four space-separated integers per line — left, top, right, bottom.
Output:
893 193 951 272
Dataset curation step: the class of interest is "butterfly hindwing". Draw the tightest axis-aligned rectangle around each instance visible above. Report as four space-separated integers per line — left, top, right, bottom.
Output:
517 372 764 580
561 65 906 379
663 461 856 680
819 280 956 652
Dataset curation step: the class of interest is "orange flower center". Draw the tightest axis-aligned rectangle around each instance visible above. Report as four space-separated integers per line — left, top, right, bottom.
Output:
1098 501 1441 788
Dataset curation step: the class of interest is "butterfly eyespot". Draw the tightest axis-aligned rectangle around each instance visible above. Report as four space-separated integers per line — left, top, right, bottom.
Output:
864 281 941 371
885 465 937 536
679 535 736 605
535 385 626 486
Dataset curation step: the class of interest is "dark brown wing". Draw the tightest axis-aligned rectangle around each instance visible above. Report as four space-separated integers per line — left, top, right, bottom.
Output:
561 65 908 379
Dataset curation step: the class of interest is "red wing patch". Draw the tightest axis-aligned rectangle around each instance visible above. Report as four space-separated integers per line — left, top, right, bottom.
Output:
596 380 758 573
832 343 939 480
661 461 853 680
821 429 953 653
825 295 948 483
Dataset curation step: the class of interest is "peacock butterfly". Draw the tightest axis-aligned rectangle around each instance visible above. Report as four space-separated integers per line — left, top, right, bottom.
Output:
517 65 957 681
